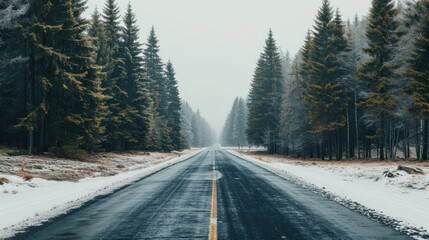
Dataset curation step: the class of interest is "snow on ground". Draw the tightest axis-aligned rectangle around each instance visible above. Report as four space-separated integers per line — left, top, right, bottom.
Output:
0 149 202 239
230 150 429 240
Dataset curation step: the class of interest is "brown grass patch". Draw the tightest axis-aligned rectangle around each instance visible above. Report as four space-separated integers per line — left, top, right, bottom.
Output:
241 151 429 168
21 173 33 181
43 172 80 182
0 177 10 185
116 164 125 169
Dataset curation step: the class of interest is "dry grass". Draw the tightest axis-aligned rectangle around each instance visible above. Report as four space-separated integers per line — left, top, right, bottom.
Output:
241 151 429 168
43 172 81 182
0 147 192 182
21 173 33 181
0 177 10 185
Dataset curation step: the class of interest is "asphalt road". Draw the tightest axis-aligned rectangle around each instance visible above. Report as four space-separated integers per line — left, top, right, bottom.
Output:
12 148 411 240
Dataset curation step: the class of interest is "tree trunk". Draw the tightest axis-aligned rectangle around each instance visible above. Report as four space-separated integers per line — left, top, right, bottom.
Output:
423 119 428 161
346 106 351 158
28 45 36 155
328 132 333 160
380 112 385 160
354 88 360 159
417 119 421 160
336 128 342 160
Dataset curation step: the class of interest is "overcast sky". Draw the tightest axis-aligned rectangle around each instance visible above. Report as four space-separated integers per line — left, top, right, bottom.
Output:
83 0 373 135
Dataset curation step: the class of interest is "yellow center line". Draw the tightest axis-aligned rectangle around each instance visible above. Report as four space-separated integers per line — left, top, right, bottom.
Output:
208 158 217 240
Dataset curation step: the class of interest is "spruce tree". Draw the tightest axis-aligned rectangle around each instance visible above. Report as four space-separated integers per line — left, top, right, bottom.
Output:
359 0 399 160
120 3 153 150
88 7 107 69
101 0 126 151
16 0 63 154
0 0 29 148
117 3 144 149
14 0 104 155
408 0 429 160
165 61 182 150
247 30 283 153
304 0 348 160
56 0 104 153
144 27 170 150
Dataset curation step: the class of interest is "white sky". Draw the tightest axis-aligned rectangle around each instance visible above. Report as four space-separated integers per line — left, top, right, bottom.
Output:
83 0 373 135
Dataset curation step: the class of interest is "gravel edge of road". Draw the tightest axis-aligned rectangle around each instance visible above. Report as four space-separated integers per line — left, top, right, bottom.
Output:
226 150 429 240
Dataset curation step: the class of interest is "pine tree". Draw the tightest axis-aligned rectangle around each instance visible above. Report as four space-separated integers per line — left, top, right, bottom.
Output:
144 27 170 150
165 61 182 150
408 0 429 160
16 0 64 154
56 0 104 153
116 3 146 150
101 0 126 151
0 0 29 148
12 0 104 155
359 0 399 160
304 0 348 160
120 3 154 150
299 30 313 81
247 30 283 153
88 7 107 69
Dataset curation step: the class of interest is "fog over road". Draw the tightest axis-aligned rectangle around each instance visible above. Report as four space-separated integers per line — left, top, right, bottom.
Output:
12 148 410 240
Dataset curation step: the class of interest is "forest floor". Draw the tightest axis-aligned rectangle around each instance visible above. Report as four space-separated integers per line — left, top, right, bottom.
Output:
0 147 200 238
235 150 429 239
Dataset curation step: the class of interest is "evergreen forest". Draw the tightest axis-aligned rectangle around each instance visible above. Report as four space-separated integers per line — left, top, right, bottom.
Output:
0 0 215 156
246 0 429 160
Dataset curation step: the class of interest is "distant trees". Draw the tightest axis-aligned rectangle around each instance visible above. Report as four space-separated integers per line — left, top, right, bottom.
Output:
221 97 248 148
246 0 429 160
180 102 216 148
0 0 214 155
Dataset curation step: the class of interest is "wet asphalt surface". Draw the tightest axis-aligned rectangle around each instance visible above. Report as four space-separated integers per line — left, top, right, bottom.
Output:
12 148 411 240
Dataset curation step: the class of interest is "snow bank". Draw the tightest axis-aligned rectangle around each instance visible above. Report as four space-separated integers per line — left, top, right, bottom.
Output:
0 150 202 239
228 151 429 240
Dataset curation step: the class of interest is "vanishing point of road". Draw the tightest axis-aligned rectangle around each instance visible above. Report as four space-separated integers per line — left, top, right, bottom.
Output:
12 148 410 240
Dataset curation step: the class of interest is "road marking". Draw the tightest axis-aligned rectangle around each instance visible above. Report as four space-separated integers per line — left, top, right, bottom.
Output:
208 158 217 240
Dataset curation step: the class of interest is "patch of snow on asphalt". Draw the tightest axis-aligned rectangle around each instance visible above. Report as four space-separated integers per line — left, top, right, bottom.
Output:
229 150 429 240
0 150 202 239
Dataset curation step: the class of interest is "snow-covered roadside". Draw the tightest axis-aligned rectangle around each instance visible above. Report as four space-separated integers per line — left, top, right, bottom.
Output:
0 149 202 239
228 150 429 240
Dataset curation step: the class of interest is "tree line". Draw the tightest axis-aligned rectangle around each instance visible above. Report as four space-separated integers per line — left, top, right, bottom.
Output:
0 0 214 155
181 101 216 149
247 0 429 160
221 97 248 148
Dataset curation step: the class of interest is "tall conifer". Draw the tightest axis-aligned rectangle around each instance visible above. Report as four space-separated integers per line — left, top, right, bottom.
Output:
143 27 169 150
101 0 126 151
165 61 182 150
359 0 399 160
247 30 283 153
408 0 429 160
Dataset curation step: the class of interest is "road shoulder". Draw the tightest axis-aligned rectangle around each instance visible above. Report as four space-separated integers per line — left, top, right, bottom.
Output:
0 149 203 239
